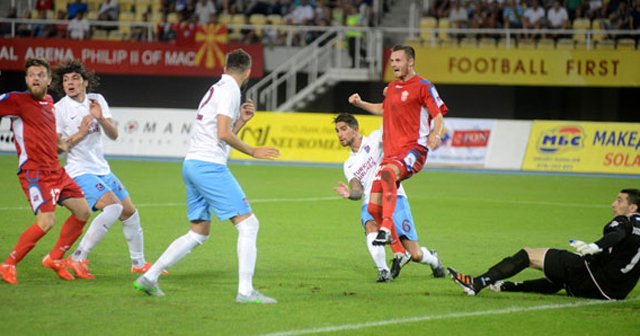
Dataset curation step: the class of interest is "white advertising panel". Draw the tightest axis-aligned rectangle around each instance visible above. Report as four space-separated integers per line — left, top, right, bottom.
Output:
428 118 495 167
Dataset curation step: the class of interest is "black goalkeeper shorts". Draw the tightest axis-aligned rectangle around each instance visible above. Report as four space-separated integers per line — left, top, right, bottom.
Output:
543 249 607 300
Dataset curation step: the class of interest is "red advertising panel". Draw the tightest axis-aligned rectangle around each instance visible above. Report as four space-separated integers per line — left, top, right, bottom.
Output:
0 26 263 77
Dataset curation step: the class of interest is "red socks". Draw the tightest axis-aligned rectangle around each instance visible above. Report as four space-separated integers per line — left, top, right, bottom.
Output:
4 224 47 265
49 216 87 260
380 167 398 232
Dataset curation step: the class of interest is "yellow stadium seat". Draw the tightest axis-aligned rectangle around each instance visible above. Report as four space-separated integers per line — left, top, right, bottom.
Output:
497 38 515 49
55 0 67 12
458 37 477 48
438 18 450 42
572 18 591 43
166 12 179 24
149 12 163 24
595 39 615 50
86 11 98 20
617 38 636 50
119 12 136 22
537 38 555 49
556 38 575 49
478 37 497 48
91 29 109 40
219 13 232 25
419 16 437 43
517 39 536 49
266 14 283 25
250 14 266 38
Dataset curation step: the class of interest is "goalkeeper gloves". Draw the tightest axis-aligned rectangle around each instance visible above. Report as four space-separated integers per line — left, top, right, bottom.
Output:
569 240 603 256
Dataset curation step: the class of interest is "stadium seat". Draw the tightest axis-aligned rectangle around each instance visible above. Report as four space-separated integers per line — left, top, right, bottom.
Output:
55 0 66 11
497 38 515 49
166 12 179 24
229 14 246 41
458 37 477 48
119 12 136 22
517 39 536 49
46 10 55 19
87 0 101 12
591 19 607 46
108 30 126 41
556 38 575 49
537 38 555 49
595 39 615 50
616 38 636 50
572 18 591 44
478 37 497 48
250 14 266 38
437 18 450 42
86 11 98 20
219 13 232 25
91 29 109 40
149 12 163 24
419 16 437 43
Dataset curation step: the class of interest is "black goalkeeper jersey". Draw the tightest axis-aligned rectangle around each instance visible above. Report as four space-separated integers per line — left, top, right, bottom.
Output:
587 213 640 300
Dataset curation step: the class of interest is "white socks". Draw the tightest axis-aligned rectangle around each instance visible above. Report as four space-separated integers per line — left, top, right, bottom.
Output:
366 232 389 271
236 214 259 296
72 203 123 261
145 230 208 282
419 247 438 267
121 210 146 267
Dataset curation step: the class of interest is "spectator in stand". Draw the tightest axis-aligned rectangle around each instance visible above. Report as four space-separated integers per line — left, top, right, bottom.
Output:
546 0 568 39
449 0 469 28
285 0 314 24
35 0 54 15
245 0 271 16
314 0 331 25
609 1 633 31
566 0 583 21
67 0 88 19
175 12 197 46
130 12 150 41
522 0 545 39
54 9 68 38
16 9 33 37
32 10 53 38
195 0 217 24
502 0 523 29
586 0 604 19
271 0 293 16
68 11 90 39
631 0 640 30
97 0 119 21
157 13 178 41
331 0 346 25
484 1 504 30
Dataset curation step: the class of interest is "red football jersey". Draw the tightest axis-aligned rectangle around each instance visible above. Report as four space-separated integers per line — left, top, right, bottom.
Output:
0 91 60 172
382 75 448 158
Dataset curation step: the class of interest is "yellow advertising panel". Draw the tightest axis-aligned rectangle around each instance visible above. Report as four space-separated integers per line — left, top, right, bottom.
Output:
523 121 640 174
384 45 640 87
230 112 382 163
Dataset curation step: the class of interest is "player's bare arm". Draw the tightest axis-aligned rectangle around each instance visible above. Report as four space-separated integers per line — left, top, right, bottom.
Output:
334 178 364 200
232 99 255 134
427 113 444 149
64 114 94 148
348 93 383 115
217 114 279 160
89 99 118 140
56 134 69 154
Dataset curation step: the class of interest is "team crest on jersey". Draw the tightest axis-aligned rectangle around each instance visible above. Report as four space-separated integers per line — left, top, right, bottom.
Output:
29 186 44 211
401 91 409 102
0 93 8 102
363 145 370 153
96 183 105 191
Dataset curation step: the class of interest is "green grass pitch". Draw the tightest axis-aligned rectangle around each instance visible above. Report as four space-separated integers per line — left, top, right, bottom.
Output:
0 154 638 335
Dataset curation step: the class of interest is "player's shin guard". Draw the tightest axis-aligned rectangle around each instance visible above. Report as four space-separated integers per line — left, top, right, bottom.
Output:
380 167 398 232
74 203 123 260
4 224 47 265
50 216 87 260
236 214 259 296
147 230 208 282
476 249 530 289
121 210 146 266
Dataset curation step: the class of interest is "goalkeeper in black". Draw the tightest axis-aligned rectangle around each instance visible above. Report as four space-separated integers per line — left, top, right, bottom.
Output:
448 188 640 300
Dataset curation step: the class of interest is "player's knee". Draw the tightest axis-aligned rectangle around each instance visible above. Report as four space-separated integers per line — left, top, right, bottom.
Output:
187 230 209 245
237 214 259 236
380 167 397 183
75 204 92 222
120 206 137 221
367 203 381 217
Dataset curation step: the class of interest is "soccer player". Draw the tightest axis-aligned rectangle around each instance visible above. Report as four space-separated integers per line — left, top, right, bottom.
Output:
348 44 448 246
133 49 280 303
448 189 640 300
53 60 156 279
0 58 91 284
333 113 445 282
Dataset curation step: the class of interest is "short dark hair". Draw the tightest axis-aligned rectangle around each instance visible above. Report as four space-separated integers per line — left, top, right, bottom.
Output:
621 189 640 208
225 49 252 74
391 44 415 61
51 60 100 94
24 58 51 76
333 113 359 129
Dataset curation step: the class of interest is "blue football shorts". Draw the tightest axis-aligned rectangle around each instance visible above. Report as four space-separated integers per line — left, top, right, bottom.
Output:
182 159 252 222
74 172 129 211
360 195 419 241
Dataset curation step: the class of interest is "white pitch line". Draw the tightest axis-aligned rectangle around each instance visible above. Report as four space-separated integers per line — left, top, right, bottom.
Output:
0 196 342 211
433 197 608 209
261 298 635 336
